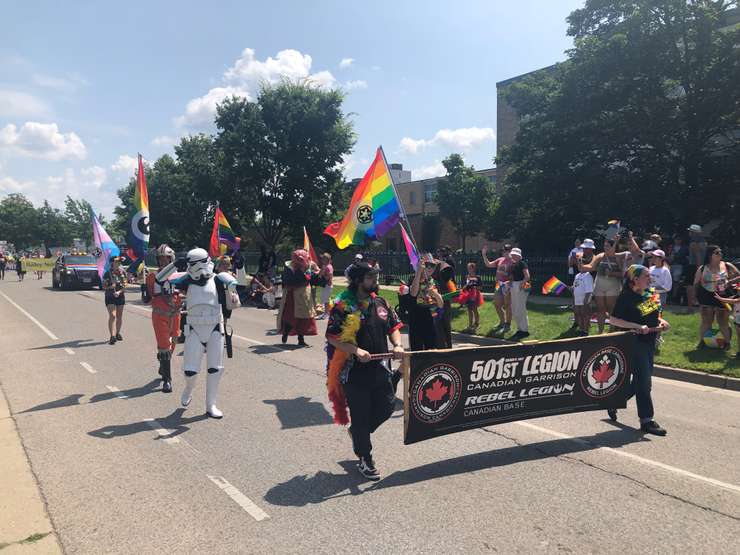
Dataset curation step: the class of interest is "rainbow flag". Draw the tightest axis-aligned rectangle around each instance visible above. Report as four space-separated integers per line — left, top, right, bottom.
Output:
542 276 567 296
209 206 240 257
400 225 419 270
324 147 401 249
126 154 150 273
92 212 120 280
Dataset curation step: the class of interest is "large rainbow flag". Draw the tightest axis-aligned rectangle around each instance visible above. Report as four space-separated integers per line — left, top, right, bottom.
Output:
324 147 401 249
126 154 150 272
209 206 240 257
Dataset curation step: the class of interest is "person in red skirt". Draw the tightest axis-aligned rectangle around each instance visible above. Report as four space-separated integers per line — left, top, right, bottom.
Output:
277 249 318 346
457 261 484 332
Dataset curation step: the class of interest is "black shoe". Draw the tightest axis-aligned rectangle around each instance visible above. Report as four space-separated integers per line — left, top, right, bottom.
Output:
109 336 116 345
162 381 172 393
357 456 380 481
115 333 123 341
297 336 307 347
281 332 288 344
578 331 589 337
511 331 529 341
696 340 706 349
607 408 618 422
641 420 667 436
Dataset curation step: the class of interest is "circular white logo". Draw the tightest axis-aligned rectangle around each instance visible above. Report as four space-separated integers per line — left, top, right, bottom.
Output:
130 209 150 242
580 347 627 399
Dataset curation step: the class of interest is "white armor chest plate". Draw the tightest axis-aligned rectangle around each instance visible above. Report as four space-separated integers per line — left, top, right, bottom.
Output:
186 279 222 326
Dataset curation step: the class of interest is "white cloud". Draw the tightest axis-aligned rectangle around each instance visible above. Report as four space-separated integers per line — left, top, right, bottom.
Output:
110 154 139 175
32 72 89 93
0 89 50 118
412 161 446 180
0 122 86 161
175 48 337 129
345 80 368 91
0 175 33 193
151 135 178 147
400 127 495 155
80 165 107 188
339 57 354 69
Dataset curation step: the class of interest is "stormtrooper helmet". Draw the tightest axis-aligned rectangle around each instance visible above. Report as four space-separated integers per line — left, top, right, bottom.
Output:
186 248 214 280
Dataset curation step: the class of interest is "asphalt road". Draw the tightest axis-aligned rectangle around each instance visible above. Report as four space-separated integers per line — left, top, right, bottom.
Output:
1 278 739 554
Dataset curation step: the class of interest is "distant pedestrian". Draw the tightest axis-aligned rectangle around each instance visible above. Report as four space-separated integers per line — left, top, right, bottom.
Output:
16 255 26 281
572 265 594 336
508 248 530 341
0 251 6 280
458 262 483 332
103 256 127 344
482 244 513 335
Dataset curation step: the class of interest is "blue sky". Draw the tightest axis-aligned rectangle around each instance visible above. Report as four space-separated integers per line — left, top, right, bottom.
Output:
0 0 584 217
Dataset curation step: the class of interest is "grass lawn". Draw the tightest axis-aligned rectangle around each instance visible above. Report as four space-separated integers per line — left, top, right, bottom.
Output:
331 285 740 378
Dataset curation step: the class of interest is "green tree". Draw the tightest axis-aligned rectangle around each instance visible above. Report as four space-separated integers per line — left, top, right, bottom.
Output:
64 196 102 246
0 194 38 250
215 81 355 249
435 154 495 252
36 201 73 248
495 0 740 250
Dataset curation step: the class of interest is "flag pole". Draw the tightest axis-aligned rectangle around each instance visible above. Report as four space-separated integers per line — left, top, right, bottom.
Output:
379 145 420 251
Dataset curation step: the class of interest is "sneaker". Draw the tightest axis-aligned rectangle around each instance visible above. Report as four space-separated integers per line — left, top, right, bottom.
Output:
640 420 667 436
115 333 123 341
108 336 116 345
357 456 380 481
503 323 511 332
696 340 706 350
607 408 618 422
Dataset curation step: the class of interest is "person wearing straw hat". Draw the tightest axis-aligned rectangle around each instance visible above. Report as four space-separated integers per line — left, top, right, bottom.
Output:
326 262 404 481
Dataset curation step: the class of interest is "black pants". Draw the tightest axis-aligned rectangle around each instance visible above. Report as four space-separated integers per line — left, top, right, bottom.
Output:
438 300 452 349
343 368 395 459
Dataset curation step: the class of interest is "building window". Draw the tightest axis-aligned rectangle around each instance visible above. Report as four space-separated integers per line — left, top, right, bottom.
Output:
409 191 416 205
489 175 496 185
424 183 437 203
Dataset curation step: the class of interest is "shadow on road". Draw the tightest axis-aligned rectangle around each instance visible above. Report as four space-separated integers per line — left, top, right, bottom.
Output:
29 338 110 351
264 427 643 506
88 408 209 440
263 396 333 429
264 460 367 507
18 379 161 414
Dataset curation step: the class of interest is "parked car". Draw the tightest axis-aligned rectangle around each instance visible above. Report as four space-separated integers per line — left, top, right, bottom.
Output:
52 254 101 289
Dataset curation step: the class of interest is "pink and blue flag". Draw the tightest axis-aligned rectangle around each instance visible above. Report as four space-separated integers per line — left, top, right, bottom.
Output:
92 212 120 280
401 225 419 271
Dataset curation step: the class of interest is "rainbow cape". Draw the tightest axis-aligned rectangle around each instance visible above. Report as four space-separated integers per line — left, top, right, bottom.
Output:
324 147 401 249
209 206 240 257
542 276 567 296
126 154 150 273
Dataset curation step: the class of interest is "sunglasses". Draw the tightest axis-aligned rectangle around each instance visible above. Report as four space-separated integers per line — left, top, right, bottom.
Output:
713 251 722 255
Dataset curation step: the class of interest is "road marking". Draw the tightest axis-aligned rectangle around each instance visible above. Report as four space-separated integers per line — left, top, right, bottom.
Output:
234 334 265 345
654 376 740 398
207 475 270 521
64 347 75 355
105 385 129 399
80 361 97 374
515 421 740 495
0 290 59 340
144 418 180 444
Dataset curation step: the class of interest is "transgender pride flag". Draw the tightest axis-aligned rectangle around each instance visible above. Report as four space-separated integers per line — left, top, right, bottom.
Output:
92 212 120 280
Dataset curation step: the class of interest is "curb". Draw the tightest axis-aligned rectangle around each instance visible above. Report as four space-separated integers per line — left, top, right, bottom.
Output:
449 331 740 392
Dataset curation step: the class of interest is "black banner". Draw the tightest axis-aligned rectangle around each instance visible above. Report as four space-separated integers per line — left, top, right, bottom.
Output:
403 332 634 445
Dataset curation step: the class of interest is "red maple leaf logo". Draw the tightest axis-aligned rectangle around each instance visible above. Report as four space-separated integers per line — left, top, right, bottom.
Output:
592 360 614 387
424 379 449 407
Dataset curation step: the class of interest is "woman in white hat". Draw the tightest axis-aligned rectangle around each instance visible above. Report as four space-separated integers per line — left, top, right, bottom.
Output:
578 238 631 333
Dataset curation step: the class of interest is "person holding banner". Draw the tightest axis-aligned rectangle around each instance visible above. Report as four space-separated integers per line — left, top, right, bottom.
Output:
326 262 404 481
103 256 127 345
608 264 670 436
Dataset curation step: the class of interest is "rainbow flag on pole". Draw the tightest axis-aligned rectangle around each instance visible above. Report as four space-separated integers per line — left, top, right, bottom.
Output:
209 206 240 257
126 154 150 272
303 226 318 264
542 276 568 296
92 212 120 280
324 147 401 249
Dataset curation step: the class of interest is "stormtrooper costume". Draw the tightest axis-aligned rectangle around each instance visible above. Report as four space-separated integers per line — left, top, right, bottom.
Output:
160 248 237 419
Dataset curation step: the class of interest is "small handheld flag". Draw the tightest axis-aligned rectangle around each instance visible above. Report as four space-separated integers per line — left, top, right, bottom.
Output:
303 226 318 264
209 206 240 257
542 276 568 296
324 147 402 249
92 213 120 281
400 225 419 270
126 154 150 273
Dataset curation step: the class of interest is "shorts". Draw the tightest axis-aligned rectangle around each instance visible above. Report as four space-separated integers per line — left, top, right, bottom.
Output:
573 291 591 306
320 285 332 305
105 292 126 306
495 281 509 297
696 285 728 309
593 276 621 297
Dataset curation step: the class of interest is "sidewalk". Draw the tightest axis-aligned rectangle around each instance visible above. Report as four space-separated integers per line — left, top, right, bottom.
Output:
0 386 61 554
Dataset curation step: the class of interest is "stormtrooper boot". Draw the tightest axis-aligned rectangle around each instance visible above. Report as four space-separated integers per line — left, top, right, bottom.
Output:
205 369 223 419
181 372 197 407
